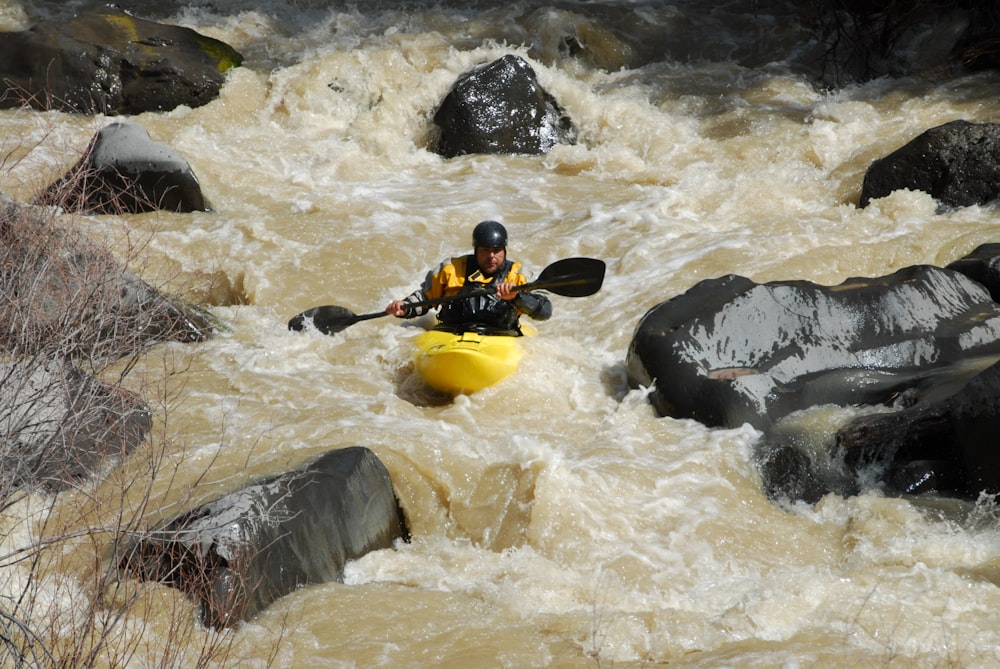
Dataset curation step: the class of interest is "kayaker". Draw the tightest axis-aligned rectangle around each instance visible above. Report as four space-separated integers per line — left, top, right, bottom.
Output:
385 220 552 332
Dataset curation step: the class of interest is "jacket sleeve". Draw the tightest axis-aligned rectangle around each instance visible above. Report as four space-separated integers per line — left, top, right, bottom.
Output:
513 291 552 320
400 260 454 317
400 287 427 317
507 263 552 321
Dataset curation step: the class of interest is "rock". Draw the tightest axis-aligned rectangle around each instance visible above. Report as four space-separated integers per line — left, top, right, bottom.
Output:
0 7 241 115
885 459 966 496
118 447 409 628
859 120 1000 209
625 265 1000 432
754 441 832 504
0 361 151 494
948 363 1000 493
432 54 576 158
829 357 1000 498
0 193 213 360
946 242 1000 302
35 120 209 214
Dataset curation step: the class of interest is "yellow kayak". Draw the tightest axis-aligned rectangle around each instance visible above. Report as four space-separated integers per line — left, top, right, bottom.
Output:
413 324 535 395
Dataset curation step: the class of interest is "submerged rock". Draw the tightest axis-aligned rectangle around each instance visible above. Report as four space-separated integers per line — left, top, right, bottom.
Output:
432 54 576 158
860 120 1000 209
118 447 409 628
35 120 209 214
0 7 241 115
522 7 638 71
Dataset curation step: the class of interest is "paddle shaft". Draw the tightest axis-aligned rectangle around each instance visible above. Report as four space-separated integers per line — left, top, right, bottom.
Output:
364 267 595 320
342 284 525 324
289 257 605 334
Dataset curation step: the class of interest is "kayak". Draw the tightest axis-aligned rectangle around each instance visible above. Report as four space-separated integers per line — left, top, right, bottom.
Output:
413 323 536 395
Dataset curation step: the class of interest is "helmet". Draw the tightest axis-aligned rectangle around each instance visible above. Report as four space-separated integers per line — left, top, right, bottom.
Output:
472 220 507 249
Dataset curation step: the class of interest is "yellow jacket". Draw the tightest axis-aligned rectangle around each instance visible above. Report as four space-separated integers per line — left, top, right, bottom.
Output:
402 255 550 330
416 255 527 301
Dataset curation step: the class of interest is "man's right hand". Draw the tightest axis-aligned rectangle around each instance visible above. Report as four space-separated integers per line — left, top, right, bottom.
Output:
386 300 408 318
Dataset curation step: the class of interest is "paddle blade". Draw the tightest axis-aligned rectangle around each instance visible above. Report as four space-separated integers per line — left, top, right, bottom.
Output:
529 257 606 297
288 305 359 335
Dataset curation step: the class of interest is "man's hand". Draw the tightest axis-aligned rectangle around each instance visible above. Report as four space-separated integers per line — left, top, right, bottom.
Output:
385 300 408 317
495 282 518 301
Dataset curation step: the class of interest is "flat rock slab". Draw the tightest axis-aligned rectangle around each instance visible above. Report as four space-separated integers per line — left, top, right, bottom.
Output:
0 193 213 359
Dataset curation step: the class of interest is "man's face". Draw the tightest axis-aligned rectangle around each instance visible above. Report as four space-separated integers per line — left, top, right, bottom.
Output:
475 246 505 275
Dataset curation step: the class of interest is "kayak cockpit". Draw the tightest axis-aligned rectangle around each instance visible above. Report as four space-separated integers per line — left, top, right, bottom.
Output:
412 322 536 394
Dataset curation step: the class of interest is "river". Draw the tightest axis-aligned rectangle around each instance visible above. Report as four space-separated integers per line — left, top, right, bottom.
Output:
4 0 1000 667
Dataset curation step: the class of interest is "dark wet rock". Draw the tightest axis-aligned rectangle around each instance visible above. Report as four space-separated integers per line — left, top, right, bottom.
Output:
0 7 241 115
0 193 213 360
946 242 1000 302
625 265 1000 433
834 402 956 477
885 459 966 496
830 358 1000 498
35 120 209 214
0 360 151 494
755 441 831 505
859 120 1000 209
432 54 576 158
949 363 1000 494
119 446 409 628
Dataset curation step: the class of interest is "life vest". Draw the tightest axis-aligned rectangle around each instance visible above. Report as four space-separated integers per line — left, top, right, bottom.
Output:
437 256 521 332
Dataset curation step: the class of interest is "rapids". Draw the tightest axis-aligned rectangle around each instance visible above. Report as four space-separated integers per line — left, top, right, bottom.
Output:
4 0 1000 666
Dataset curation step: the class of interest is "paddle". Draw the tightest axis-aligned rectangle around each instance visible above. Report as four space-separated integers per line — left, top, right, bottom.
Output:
288 256 606 335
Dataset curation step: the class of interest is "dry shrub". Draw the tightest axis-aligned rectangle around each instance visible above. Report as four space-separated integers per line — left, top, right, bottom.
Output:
809 0 1000 85
0 123 276 666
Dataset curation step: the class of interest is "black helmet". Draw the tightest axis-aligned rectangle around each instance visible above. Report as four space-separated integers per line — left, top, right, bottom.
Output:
472 220 507 249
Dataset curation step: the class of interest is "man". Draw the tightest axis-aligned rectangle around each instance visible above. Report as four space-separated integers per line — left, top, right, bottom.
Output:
385 220 552 333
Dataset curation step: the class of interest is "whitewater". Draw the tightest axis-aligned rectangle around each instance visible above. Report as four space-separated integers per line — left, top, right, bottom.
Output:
4 0 1000 666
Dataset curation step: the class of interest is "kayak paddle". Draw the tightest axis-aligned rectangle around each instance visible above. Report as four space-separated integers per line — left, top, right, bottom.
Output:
288 256 606 335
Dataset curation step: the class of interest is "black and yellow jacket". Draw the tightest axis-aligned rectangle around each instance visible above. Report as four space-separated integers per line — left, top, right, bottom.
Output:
402 255 552 331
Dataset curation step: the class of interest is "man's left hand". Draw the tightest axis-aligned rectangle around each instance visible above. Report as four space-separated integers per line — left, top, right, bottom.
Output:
495 282 518 301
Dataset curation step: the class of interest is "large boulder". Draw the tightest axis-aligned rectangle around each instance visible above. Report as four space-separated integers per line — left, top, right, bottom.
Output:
859 120 1000 208
0 360 151 494
35 120 209 214
0 193 213 360
0 8 241 115
118 447 409 628
625 265 1000 432
432 54 576 158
